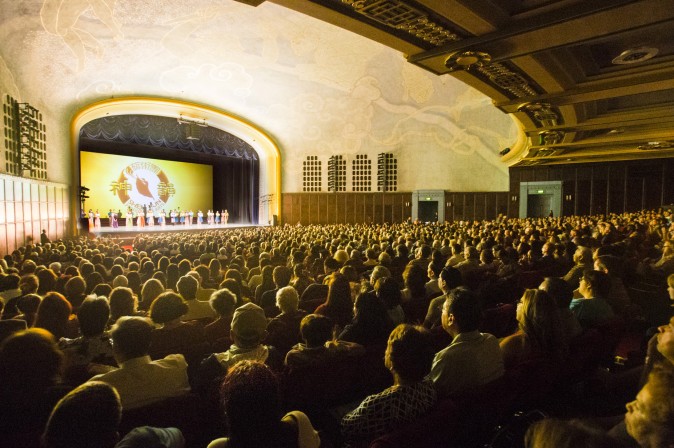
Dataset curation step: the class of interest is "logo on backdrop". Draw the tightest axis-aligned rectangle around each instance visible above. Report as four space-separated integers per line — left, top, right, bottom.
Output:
110 162 175 211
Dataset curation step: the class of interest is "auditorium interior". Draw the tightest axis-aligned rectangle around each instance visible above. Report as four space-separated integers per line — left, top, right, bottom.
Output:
1 1 674 447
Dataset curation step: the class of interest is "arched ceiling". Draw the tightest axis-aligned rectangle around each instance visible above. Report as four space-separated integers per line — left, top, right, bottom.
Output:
0 0 519 194
277 0 674 166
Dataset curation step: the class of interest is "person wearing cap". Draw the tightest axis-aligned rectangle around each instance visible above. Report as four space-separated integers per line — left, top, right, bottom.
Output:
196 303 282 393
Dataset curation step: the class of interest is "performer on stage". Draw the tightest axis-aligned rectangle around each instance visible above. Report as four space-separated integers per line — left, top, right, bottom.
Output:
170 209 176 225
94 210 101 230
88 209 94 232
215 210 220 224
188 210 194 226
137 209 145 228
147 208 154 227
110 209 118 228
207 209 213 225
223 209 229 225
126 207 133 229
197 210 203 225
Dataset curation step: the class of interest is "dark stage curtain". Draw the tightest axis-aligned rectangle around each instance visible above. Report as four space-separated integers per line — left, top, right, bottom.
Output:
213 158 259 224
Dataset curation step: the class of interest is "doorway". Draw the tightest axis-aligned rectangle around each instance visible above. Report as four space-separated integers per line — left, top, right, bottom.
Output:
527 194 553 218
419 201 439 222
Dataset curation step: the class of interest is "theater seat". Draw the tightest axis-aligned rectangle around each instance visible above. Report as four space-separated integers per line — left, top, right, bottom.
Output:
369 398 459 448
119 393 224 448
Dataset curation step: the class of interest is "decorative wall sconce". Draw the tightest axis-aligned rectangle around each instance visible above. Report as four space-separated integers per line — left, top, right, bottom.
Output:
511 195 518 202
404 202 410 207
446 202 453 207
565 194 573 201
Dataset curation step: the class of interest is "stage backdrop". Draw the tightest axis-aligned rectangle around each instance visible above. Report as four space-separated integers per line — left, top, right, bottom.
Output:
80 151 213 217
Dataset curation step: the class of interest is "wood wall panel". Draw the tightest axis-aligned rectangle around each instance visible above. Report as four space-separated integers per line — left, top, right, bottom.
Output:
510 158 674 217
282 192 508 224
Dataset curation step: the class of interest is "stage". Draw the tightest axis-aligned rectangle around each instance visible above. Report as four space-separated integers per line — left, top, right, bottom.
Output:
79 222 263 246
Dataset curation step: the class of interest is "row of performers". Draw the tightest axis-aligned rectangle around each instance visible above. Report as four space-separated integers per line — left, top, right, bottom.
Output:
88 209 229 229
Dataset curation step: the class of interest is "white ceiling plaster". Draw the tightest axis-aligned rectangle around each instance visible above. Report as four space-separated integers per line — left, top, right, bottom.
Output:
0 0 518 192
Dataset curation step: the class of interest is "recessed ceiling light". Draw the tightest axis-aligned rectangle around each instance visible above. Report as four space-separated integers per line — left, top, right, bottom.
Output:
607 128 624 135
612 46 659 65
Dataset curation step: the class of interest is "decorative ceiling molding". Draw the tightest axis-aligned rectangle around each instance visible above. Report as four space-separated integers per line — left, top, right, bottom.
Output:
340 0 461 46
80 115 258 160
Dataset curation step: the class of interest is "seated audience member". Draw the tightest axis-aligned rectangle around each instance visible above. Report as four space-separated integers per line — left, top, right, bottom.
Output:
563 246 594 290
178 275 216 322
285 314 364 371
423 266 462 329
204 288 238 344
60 296 116 379
0 329 71 440
13 293 41 327
0 300 27 344
290 264 313 298
339 293 393 348
199 303 283 389
64 275 87 311
425 260 443 298
2 273 38 319
400 263 426 305
0 273 22 317
315 273 354 329
41 381 122 448
208 360 320 448
138 278 165 312
148 291 206 362
115 427 186 448
109 286 141 325
624 365 674 448
265 286 307 355
538 277 582 340
88 316 190 410
42 380 186 448
260 266 293 317
570 270 615 329
376 277 405 325
429 287 504 397
525 418 618 448
34 291 76 339
499 289 568 369
341 324 437 447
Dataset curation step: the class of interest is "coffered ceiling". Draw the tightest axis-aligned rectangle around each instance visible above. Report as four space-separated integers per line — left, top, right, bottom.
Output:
271 0 674 166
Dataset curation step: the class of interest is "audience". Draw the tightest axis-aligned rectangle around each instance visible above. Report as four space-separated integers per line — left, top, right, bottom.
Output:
1 209 673 447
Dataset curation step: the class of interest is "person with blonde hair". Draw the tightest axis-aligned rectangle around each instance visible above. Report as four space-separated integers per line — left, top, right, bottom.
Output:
525 418 616 448
500 289 568 369
625 365 674 448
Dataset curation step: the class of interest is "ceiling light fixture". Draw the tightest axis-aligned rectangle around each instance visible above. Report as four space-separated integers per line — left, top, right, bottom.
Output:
612 46 659 65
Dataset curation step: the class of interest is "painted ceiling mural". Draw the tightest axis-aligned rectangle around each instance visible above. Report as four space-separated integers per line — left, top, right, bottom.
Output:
0 0 517 191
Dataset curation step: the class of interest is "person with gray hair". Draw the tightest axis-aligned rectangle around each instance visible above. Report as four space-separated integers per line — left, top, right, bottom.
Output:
265 286 307 355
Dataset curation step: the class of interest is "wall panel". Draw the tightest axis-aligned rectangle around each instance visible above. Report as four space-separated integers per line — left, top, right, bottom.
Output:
510 158 674 217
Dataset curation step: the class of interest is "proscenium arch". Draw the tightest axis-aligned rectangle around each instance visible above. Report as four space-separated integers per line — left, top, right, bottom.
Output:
69 97 281 235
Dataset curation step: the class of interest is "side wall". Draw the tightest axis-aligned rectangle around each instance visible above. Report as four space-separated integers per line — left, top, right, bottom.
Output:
281 191 510 224
0 174 69 255
510 158 674 216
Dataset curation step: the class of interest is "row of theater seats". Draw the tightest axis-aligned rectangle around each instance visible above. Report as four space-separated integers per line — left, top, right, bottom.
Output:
113 314 625 448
